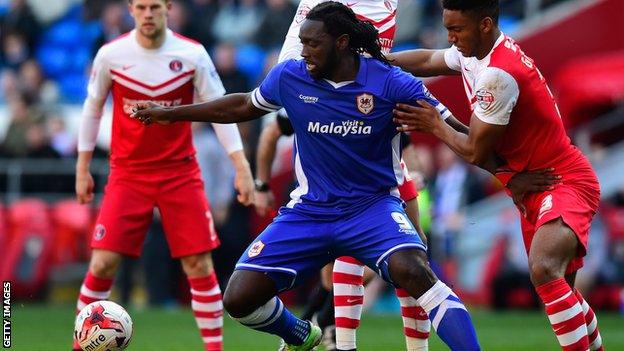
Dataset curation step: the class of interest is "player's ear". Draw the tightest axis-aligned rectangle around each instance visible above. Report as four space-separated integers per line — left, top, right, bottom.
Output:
336 34 349 51
481 16 494 34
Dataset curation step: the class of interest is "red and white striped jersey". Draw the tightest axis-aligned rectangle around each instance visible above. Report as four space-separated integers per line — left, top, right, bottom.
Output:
279 0 397 62
444 33 585 173
85 29 227 168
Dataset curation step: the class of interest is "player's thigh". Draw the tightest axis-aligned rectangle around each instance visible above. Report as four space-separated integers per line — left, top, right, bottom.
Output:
157 172 219 258
334 196 426 283
92 174 154 257
236 210 333 292
525 185 598 276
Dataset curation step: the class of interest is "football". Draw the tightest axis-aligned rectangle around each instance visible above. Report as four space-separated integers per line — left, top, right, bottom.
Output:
74 301 133 351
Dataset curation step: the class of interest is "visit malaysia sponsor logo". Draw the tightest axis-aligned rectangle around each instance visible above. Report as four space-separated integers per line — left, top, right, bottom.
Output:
307 120 371 137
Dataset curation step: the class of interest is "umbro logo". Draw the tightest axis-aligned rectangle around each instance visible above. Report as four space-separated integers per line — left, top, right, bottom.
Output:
299 94 318 104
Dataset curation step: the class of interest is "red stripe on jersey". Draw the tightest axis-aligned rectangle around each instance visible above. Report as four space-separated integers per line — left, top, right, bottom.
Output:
110 69 195 91
109 79 196 168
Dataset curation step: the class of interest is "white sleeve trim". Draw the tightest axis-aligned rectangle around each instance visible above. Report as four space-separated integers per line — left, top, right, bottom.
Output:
473 67 519 126
435 102 452 120
211 123 244 154
443 46 462 72
251 88 280 112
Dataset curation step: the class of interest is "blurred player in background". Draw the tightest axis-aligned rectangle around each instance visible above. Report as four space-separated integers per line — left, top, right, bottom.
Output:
253 1 433 350
392 1 604 350
72 1 254 350
133 2 482 350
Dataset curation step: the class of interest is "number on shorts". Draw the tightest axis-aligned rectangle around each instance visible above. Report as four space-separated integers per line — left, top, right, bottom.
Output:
391 212 414 230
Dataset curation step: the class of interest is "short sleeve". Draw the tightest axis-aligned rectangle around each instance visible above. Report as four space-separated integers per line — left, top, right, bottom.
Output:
194 47 226 101
251 61 288 112
473 67 519 125
443 46 462 72
387 67 451 119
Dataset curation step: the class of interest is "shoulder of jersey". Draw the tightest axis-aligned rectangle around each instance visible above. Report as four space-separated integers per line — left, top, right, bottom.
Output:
100 31 132 51
94 32 130 60
170 31 203 48
489 37 523 69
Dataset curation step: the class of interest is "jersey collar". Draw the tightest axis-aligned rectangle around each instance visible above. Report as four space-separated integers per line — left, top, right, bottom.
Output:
316 55 368 89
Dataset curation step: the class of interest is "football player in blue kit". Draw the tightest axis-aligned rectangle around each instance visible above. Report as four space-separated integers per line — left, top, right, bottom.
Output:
132 2 481 350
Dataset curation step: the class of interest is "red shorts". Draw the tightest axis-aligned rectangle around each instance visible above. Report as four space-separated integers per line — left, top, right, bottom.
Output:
91 159 219 258
519 173 600 274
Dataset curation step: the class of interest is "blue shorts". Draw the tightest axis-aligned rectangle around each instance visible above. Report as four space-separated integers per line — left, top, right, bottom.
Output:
236 196 426 292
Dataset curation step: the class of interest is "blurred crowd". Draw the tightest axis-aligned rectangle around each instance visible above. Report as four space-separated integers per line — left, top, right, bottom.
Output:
3 0 621 312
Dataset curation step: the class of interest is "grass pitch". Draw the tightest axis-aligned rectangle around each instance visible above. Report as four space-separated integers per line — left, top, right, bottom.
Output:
8 304 624 350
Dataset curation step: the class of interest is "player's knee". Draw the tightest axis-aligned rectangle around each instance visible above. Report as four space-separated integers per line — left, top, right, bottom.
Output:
181 252 214 278
388 249 432 285
89 256 120 278
528 257 563 286
223 288 254 318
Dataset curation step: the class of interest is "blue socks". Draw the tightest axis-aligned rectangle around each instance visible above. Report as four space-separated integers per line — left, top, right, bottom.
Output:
416 280 480 351
233 297 310 345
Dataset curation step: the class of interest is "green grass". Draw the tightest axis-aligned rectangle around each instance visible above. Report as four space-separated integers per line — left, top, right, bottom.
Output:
8 304 624 350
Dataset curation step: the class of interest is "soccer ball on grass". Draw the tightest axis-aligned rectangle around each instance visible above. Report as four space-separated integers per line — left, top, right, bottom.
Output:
74 301 133 351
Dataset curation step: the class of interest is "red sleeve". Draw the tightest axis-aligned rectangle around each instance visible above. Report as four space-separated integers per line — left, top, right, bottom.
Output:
398 177 418 202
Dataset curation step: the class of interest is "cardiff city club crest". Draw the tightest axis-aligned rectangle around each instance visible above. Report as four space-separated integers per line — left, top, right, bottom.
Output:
356 93 374 115
248 241 265 258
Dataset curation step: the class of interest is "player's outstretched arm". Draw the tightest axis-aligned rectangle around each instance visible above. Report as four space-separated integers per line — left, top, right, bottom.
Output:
132 93 266 125
394 100 506 170
445 115 469 135
388 49 459 77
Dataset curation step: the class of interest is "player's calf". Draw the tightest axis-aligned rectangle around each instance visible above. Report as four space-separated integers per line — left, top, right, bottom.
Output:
387 249 480 351
224 270 318 348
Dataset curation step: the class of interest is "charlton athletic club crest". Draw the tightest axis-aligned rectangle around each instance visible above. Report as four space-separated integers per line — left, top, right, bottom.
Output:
93 224 106 241
356 93 374 115
169 59 183 72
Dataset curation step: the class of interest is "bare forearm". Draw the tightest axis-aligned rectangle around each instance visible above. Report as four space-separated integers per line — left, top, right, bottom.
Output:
256 122 282 182
434 123 481 165
444 116 501 173
389 49 458 77
171 93 264 124
76 151 94 173
229 150 251 173
445 115 469 135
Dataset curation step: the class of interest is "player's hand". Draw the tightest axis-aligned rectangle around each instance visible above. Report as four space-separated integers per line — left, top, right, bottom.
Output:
254 190 275 217
234 167 255 206
130 101 172 125
393 100 443 133
76 170 95 204
507 168 561 215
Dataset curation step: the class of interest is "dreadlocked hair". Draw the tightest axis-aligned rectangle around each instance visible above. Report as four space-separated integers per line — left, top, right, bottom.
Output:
306 1 390 65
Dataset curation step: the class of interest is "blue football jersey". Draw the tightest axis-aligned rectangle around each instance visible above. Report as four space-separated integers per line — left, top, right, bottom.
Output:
251 56 450 215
